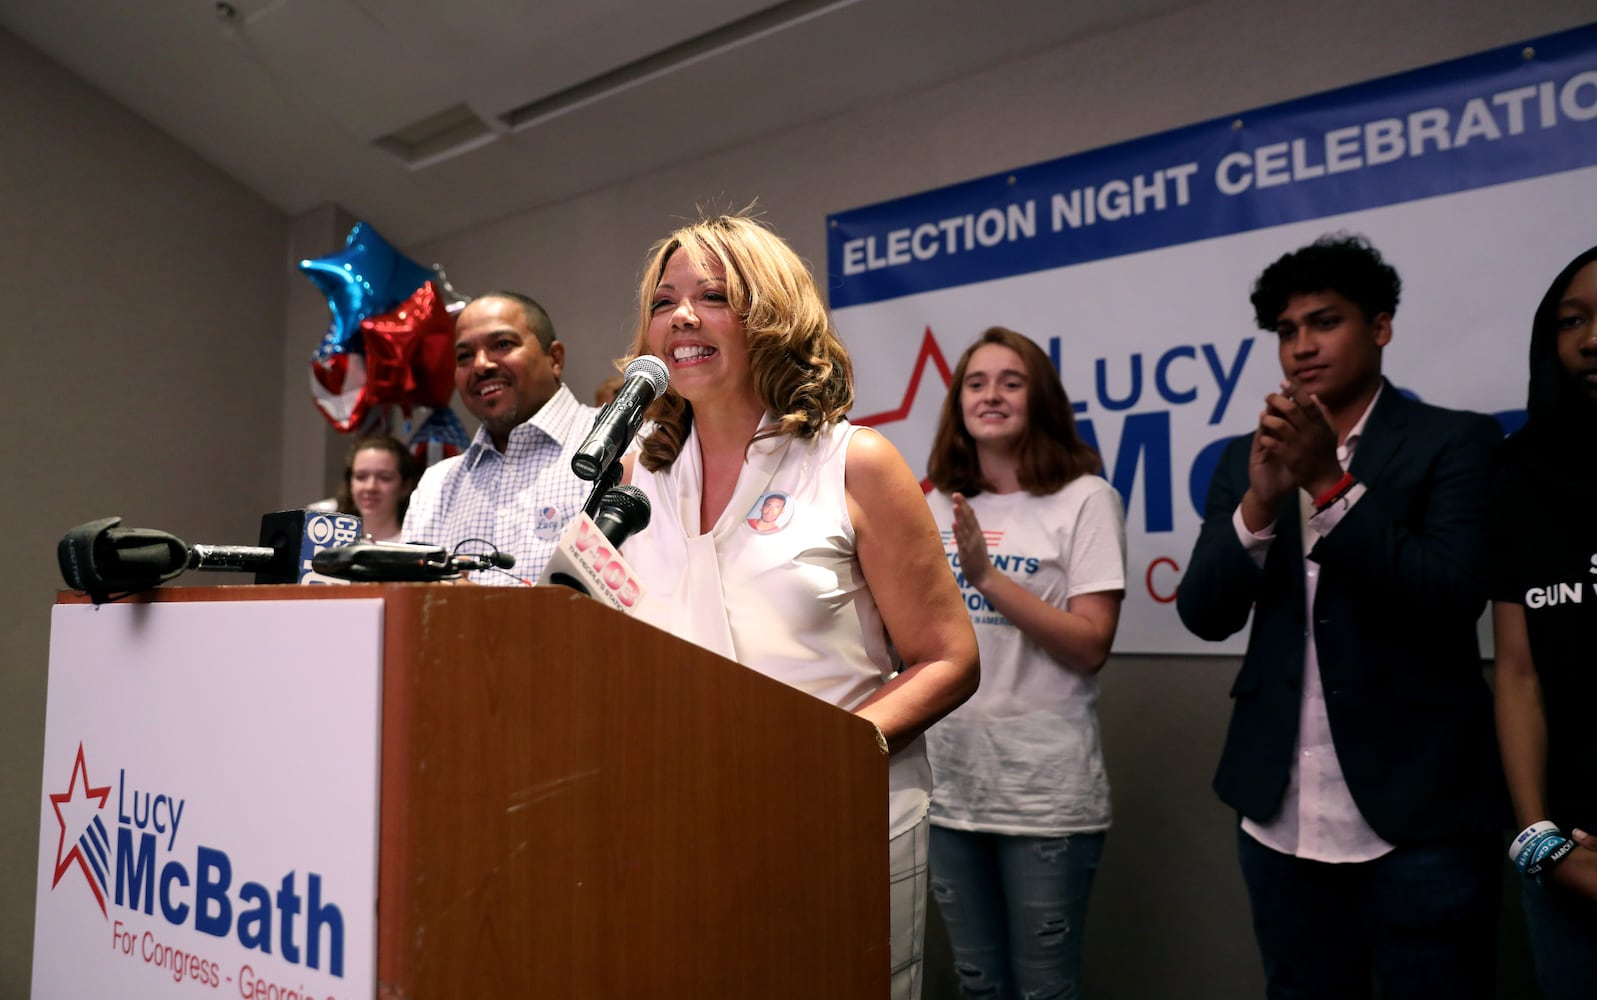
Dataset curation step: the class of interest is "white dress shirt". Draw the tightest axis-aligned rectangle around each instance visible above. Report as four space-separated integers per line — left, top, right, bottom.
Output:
1232 386 1394 863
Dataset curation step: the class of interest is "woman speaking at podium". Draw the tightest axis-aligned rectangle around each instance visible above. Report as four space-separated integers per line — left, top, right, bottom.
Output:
619 212 979 999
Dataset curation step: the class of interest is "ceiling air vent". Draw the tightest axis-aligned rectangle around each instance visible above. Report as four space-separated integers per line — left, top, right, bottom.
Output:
373 103 500 171
498 0 861 132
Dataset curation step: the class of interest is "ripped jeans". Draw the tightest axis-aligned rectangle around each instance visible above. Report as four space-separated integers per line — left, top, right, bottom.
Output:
928 827 1105 1000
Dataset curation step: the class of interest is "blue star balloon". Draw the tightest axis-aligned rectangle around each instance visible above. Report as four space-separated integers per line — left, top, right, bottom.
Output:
298 221 433 361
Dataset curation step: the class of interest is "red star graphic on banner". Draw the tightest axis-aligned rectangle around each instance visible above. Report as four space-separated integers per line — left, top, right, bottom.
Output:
49 742 112 916
853 326 953 492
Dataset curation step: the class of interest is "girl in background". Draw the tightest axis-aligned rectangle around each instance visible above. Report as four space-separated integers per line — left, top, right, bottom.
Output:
335 435 420 542
925 327 1126 999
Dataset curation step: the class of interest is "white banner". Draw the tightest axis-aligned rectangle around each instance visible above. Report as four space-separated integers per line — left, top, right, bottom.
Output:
829 25 1597 653
34 599 384 999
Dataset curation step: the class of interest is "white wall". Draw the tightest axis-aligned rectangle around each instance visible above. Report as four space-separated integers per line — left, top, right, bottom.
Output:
0 27 289 997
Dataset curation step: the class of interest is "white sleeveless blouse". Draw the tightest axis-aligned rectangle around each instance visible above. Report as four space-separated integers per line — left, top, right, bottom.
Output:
626 416 931 839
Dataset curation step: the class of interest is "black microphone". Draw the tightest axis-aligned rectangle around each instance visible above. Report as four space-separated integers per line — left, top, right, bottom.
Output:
571 356 669 481
185 509 366 584
57 511 365 600
458 550 516 571
312 542 451 581
58 518 190 600
310 543 516 581
536 486 652 610
253 510 361 583
592 484 652 547
187 544 276 571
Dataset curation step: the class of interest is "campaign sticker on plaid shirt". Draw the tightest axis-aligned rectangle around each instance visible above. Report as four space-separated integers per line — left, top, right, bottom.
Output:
533 504 566 540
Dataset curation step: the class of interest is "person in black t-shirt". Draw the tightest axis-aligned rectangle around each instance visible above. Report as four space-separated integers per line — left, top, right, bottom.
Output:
1484 244 1597 1000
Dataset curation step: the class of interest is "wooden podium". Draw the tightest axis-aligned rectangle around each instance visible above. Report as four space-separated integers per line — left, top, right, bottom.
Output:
56 584 889 998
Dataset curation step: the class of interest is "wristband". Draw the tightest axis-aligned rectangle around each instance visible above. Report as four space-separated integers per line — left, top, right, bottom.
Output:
1524 836 1578 879
1511 821 1561 863
1518 832 1569 875
1516 830 1564 873
1313 471 1356 511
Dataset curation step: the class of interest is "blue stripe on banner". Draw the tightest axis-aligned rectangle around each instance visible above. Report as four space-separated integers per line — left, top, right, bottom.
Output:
88 816 109 869
826 23 1597 308
82 833 107 889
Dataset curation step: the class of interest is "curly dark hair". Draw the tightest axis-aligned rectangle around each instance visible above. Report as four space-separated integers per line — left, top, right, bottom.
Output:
1250 234 1401 330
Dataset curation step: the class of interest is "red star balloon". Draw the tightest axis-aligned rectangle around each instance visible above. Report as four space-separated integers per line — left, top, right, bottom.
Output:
360 281 456 411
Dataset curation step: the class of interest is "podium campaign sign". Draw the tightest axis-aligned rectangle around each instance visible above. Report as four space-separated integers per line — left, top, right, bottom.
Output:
34 599 384 999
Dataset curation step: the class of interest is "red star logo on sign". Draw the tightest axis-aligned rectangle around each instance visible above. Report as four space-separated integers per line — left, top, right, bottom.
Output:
853 327 953 492
49 742 112 916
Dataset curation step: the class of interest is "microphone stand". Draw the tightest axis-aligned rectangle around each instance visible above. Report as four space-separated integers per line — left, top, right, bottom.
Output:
583 457 623 519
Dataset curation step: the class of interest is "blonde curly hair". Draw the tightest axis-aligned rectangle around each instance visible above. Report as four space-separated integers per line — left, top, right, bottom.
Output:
623 214 854 471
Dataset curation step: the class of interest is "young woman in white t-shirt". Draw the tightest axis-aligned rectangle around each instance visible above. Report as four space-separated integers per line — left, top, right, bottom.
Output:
924 327 1127 999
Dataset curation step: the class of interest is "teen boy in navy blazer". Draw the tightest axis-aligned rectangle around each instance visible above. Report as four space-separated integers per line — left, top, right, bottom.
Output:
1177 235 1504 1000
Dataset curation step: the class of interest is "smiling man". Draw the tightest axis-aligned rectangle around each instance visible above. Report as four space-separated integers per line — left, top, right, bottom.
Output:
1176 236 1505 1000
402 291 599 582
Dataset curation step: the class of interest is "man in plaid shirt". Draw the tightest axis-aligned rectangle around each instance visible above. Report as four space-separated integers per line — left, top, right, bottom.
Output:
402 292 600 583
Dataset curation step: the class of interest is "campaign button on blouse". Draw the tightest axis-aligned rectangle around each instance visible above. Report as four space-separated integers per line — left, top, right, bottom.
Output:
745 491 794 534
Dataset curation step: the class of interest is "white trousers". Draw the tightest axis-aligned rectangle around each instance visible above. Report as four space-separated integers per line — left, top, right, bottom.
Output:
889 813 930 999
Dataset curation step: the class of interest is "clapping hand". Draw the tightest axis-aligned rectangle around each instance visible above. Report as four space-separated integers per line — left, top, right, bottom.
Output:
950 493 994 590
1242 380 1345 532
1257 381 1343 498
